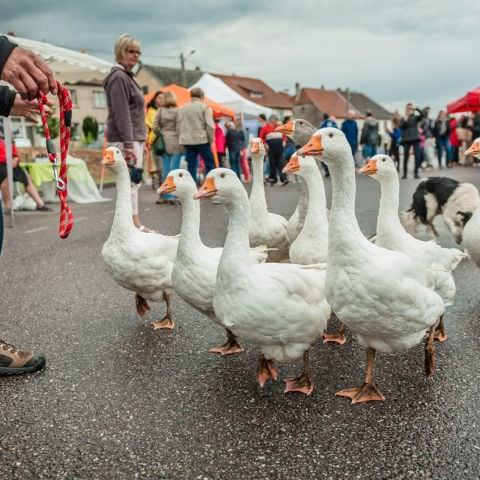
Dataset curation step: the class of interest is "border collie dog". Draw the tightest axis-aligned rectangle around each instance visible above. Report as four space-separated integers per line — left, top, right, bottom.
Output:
401 177 480 244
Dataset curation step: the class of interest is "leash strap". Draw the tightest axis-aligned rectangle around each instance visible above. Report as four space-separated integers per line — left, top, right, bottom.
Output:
37 82 74 238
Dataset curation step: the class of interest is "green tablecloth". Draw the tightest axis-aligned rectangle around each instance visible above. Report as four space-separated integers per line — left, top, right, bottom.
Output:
21 157 91 187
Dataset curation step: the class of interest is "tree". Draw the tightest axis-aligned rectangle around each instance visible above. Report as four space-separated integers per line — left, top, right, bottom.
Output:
35 116 59 139
82 115 99 145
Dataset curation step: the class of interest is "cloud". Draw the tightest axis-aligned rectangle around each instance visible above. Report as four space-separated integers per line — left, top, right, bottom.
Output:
2 0 479 110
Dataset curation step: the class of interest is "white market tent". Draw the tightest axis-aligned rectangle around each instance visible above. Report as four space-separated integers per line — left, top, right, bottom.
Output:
191 73 273 118
1 35 112 230
5 35 112 74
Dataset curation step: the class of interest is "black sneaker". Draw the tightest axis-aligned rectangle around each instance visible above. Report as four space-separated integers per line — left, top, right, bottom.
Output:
0 339 46 376
281 179 289 186
36 205 52 212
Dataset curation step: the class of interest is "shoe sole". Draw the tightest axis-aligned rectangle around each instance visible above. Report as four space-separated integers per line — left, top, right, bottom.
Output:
0 356 46 376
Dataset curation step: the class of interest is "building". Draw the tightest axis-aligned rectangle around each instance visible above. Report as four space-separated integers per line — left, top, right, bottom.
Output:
136 64 204 93
64 79 108 142
210 73 293 118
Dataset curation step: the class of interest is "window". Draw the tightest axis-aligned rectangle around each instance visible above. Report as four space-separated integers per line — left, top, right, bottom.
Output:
93 91 106 109
249 92 263 99
68 89 78 107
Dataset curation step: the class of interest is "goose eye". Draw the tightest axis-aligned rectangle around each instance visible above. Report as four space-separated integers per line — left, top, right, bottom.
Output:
220 172 226 178
328 133 334 138
382 158 386 162
179 172 183 177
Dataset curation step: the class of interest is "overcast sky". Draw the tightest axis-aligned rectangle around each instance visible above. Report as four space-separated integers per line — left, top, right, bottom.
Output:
2 0 480 113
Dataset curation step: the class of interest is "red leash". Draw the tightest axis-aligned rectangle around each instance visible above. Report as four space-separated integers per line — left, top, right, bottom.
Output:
37 82 74 239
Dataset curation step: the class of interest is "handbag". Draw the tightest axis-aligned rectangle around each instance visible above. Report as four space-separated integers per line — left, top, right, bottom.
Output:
129 163 144 184
153 133 166 156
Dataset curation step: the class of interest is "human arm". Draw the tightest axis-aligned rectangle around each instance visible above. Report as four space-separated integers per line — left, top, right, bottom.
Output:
0 36 57 100
104 74 134 149
204 107 215 144
152 108 162 135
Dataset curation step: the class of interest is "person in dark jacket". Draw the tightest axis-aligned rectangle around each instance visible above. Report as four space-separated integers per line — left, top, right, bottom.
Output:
432 110 451 168
225 120 245 178
360 110 380 160
259 115 287 185
341 110 359 162
386 112 402 171
104 33 152 232
0 35 57 376
400 103 424 179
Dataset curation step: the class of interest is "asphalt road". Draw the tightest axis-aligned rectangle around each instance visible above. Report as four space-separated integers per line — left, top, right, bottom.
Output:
1 165 480 479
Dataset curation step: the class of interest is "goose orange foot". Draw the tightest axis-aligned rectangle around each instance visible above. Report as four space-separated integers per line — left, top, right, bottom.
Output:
322 332 347 346
209 341 245 356
336 383 385 404
135 294 151 316
256 354 278 387
284 373 314 396
433 328 448 343
149 317 175 330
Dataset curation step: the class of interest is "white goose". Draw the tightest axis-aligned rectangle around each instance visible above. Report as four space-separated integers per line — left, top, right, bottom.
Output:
158 169 268 355
101 146 178 330
462 140 480 267
196 168 331 396
283 153 328 265
360 155 466 342
249 138 288 258
276 119 316 242
298 128 444 404
283 153 346 345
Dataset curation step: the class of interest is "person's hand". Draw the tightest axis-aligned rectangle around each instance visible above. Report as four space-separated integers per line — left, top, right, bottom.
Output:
123 148 137 164
2 47 57 100
12 156 19 168
10 94 49 122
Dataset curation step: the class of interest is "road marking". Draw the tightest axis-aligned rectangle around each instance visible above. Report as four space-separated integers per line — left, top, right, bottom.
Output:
144 208 151 212
75 217 87 223
103 210 114 215
24 226 49 234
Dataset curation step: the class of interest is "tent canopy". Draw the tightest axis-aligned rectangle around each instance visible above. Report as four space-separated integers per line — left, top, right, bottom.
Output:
447 87 480 114
5 35 113 75
144 84 234 119
190 73 273 118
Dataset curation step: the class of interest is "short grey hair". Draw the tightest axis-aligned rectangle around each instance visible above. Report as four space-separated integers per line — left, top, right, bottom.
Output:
190 87 205 99
114 33 141 63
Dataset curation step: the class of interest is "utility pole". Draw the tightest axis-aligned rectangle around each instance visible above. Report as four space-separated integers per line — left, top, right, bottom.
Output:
179 50 196 87
180 52 186 87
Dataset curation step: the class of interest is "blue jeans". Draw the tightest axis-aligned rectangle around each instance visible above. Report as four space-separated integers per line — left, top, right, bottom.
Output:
362 144 377 159
229 150 241 177
161 152 182 199
185 143 215 182
436 136 450 167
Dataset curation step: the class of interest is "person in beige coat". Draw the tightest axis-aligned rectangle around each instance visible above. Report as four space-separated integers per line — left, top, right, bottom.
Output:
177 87 215 182
153 91 183 204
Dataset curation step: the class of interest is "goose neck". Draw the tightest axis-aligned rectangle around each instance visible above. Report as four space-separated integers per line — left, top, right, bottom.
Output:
178 195 202 253
301 168 328 236
250 154 268 215
111 163 136 236
377 176 403 235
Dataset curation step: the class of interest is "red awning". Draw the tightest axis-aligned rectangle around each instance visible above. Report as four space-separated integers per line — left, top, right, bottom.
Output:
447 87 480 114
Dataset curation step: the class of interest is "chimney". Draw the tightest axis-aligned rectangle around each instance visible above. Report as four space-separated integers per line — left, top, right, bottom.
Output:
321 84 325 90
294 81 300 101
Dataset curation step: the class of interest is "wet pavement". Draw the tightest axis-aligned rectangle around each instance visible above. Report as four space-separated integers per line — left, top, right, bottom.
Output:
1 165 480 479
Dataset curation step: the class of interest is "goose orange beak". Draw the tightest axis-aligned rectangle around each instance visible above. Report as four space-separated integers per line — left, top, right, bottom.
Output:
101 149 115 165
298 135 323 156
250 139 262 154
283 154 300 173
275 120 294 136
359 159 378 176
465 143 480 156
158 175 176 195
195 177 217 199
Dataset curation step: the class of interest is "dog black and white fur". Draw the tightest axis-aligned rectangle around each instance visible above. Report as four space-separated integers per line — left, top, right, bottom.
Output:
401 177 480 244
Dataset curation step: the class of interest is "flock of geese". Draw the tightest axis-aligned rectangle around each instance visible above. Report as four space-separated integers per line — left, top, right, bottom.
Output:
100 119 480 404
